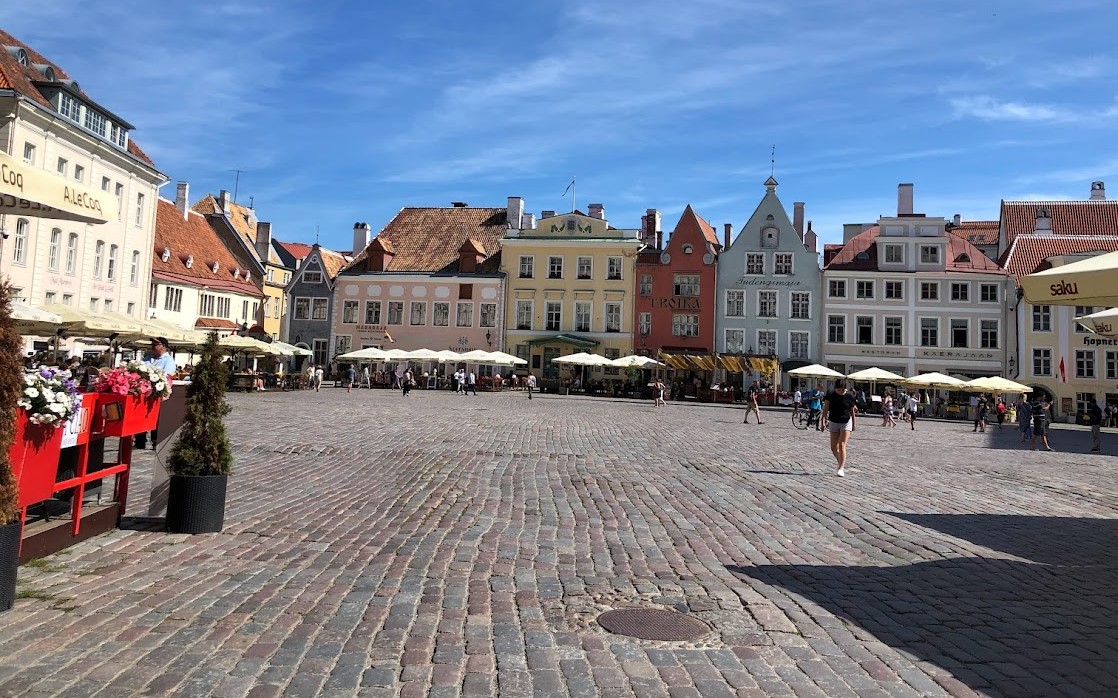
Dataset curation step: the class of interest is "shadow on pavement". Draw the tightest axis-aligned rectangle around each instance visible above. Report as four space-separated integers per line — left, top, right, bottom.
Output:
729 514 1118 696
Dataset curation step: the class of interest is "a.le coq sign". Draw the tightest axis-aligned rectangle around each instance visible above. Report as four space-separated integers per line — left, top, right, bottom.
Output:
0 150 116 224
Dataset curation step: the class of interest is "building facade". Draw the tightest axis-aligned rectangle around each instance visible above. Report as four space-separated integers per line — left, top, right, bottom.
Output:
822 184 1011 379
285 243 349 368
633 205 722 357
0 29 164 321
716 178 822 382
501 201 642 378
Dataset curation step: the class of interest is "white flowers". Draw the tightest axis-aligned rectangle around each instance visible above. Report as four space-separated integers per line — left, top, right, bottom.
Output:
24 387 39 399
18 368 81 427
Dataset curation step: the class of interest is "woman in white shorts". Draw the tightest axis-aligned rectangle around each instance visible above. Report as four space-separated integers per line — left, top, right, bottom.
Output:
821 380 858 477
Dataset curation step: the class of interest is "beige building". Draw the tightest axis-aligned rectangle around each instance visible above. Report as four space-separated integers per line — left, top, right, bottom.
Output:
0 29 165 328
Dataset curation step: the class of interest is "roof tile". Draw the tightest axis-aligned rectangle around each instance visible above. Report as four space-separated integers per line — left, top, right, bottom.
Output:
344 206 508 274
154 198 263 297
825 225 1007 274
1001 199 1118 245
948 220 999 246
999 234 1118 278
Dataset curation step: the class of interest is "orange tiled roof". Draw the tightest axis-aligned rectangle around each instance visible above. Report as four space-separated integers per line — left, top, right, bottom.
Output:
278 241 313 260
0 29 155 167
344 206 508 274
948 220 999 246
195 318 240 329
998 234 1118 278
153 198 263 296
825 225 1006 274
1001 199 1118 245
193 194 284 266
671 205 721 250
318 248 349 279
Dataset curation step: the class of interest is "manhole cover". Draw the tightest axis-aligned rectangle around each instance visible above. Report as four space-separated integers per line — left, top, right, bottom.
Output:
597 609 710 641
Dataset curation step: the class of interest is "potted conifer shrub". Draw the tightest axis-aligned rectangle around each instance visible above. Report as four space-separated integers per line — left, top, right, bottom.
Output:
0 283 26 611
165 332 232 534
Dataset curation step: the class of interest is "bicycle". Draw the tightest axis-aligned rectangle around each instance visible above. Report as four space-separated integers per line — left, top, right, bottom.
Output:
793 404 821 430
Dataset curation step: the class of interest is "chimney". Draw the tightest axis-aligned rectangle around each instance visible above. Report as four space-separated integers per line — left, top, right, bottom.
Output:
507 196 525 229
255 222 272 261
793 202 805 239
952 213 961 226
655 230 663 250
451 201 468 208
588 203 604 219
897 183 914 215
542 210 555 219
724 223 733 249
218 189 230 212
1091 181 1106 200
1034 207 1053 234
352 222 371 254
458 239 483 274
804 221 818 253
522 213 536 229
641 208 661 247
175 181 189 220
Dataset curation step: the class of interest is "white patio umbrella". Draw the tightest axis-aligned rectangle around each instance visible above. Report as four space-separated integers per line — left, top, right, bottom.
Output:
787 363 845 378
552 352 594 365
964 376 1033 394
435 350 464 363
457 349 496 363
42 304 143 337
11 302 63 336
381 348 412 360
846 367 907 382
610 354 665 368
403 348 443 361
337 347 388 361
219 335 283 355
272 340 313 357
486 350 528 365
1075 307 1118 337
904 372 967 389
1020 250 1118 307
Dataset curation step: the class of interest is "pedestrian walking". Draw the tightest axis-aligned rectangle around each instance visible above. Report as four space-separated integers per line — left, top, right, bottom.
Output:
1017 396 1033 442
314 366 323 392
345 364 356 393
654 378 666 407
881 391 897 428
402 369 414 397
973 397 989 433
453 369 463 393
466 371 477 396
743 380 764 424
526 373 536 399
821 379 857 477
1029 394 1053 451
360 366 371 389
905 391 918 430
1088 398 1103 452
305 363 315 390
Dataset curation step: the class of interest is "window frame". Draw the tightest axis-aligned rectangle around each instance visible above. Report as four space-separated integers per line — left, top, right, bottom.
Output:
790 291 810 320
980 319 999 349
545 301 562 331
756 329 777 356
548 256 563 279
673 274 700 297
725 329 745 354
455 301 473 327
639 274 652 296
48 228 61 272
884 281 904 300
432 302 450 327
919 245 940 264
789 331 809 360
920 282 939 301
410 301 426 326
746 253 764 275
757 290 777 318
883 244 904 264
1075 349 1095 379
828 279 847 298
950 318 969 348
671 313 699 337
725 289 745 317
311 298 329 321
774 252 793 275
515 300 533 330
920 317 938 347
386 301 404 325
827 315 846 344
576 256 593 280
342 300 359 324
855 280 875 300
606 256 623 281
950 282 970 302
518 255 534 279
574 301 592 332
884 316 903 346
1032 305 1051 332
604 302 622 332
980 283 999 303
364 300 382 325
479 303 497 328
855 316 873 345
1032 348 1052 376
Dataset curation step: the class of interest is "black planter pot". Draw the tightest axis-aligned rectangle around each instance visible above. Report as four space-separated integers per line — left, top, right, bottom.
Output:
166 475 228 534
0 519 21 613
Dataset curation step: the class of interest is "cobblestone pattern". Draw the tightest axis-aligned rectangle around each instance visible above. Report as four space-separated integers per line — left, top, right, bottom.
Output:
1 389 1116 697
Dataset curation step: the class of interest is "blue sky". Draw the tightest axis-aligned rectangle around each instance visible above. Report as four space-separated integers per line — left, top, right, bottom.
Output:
7 1 1118 252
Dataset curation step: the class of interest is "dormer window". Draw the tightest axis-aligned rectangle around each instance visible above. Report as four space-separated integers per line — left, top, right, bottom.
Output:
185 255 193 268
682 244 693 254
161 247 171 262
234 266 240 277
211 261 220 274
4 46 29 66
244 271 251 283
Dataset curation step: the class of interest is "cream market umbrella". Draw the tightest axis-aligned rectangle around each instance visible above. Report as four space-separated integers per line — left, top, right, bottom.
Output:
1075 307 1118 336
486 351 528 365
847 367 907 382
127 317 207 345
11 302 63 336
402 348 443 361
272 340 313 357
964 376 1033 394
337 347 388 361
904 372 967 389
457 349 496 363
1020 250 1118 307
552 352 594 366
218 334 282 355
787 363 845 379
435 350 464 363
610 354 666 368
381 348 412 361
42 304 143 337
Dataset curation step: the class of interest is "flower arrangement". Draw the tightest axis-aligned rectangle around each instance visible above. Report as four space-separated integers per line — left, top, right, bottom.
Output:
17 367 82 427
91 361 172 400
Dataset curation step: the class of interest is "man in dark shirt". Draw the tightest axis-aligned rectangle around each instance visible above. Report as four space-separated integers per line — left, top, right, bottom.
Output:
821 379 858 477
743 380 764 424
1028 394 1052 451
1088 399 1103 452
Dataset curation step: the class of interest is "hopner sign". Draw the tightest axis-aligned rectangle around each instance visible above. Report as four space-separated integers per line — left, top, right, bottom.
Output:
0 150 117 224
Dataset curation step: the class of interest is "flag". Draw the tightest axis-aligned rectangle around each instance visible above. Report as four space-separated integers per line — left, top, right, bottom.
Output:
562 178 575 196
1059 357 1066 383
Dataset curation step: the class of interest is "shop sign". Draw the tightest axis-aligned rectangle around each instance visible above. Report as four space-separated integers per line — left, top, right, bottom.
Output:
656 298 700 310
733 277 803 287
0 151 117 223
60 394 93 449
918 349 997 360
1082 336 1118 347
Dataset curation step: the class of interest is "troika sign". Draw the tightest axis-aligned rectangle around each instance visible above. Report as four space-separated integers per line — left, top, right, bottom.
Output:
0 150 117 224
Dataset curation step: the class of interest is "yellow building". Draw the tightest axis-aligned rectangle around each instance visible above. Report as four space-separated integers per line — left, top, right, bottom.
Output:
501 200 643 380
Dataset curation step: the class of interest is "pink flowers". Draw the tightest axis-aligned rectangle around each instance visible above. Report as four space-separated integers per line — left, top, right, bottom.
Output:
91 362 172 400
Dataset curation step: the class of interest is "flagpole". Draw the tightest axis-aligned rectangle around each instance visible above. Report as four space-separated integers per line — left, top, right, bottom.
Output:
571 176 576 214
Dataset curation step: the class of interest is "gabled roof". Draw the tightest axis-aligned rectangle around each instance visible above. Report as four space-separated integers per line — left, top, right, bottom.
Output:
998 234 1118 278
193 194 284 267
319 248 349 279
671 205 721 250
277 241 313 262
825 226 1007 274
343 206 508 274
948 220 999 246
153 198 264 296
0 29 155 167
1000 199 1118 245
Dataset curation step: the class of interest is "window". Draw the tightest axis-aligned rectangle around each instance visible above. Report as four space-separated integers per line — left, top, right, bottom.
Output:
980 284 998 303
883 244 903 264
725 329 745 353
790 331 809 359
455 302 472 327
103 300 113 312
574 302 591 332
828 316 845 343
459 284 473 300
774 253 793 275
410 302 426 325
364 301 381 325
59 92 80 121
342 300 359 323
950 319 968 348
1106 351 1118 380
480 303 496 328
1075 306 1095 333
57 157 68 176
746 253 764 275
856 281 874 299
757 329 776 355
130 250 140 284
607 257 622 280
758 291 776 318
312 339 328 368
920 245 940 264
303 270 323 285
12 218 29 265
22 142 35 164
980 320 999 349
110 123 126 148
311 299 328 320
577 256 592 279
726 290 745 317
1075 350 1095 379
950 283 969 302
101 176 111 192
515 301 533 330
856 316 873 344
48 229 61 271
639 312 651 335
84 109 106 136
127 303 135 316
433 302 449 326
387 301 404 325
134 193 144 227
164 287 183 312
150 284 158 309
603 348 620 376
89 298 99 312
885 281 903 300
515 344 530 364
605 302 622 332
548 256 563 279
673 274 699 296
545 301 561 331
336 335 352 356
519 256 534 278
639 274 652 296
107 244 118 280
114 183 124 221
884 317 902 345
920 318 938 346
1033 348 1052 376
200 294 216 316
11 288 25 303
828 280 846 298
784 291 808 319
1032 305 1051 332
217 297 232 318
45 292 56 305
920 282 939 301
672 314 699 337
73 164 84 183
93 240 105 277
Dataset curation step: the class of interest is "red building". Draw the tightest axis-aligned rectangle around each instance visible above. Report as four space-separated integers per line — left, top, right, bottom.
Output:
633 205 724 356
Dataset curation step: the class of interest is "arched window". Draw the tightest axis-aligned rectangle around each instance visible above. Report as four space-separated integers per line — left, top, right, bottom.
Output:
107 244 118 280
66 233 79 274
48 228 61 271
94 240 105 277
130 250 140 285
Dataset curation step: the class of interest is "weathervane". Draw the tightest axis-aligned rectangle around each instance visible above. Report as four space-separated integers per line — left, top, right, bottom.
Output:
770 145 776 177
563 176 576 213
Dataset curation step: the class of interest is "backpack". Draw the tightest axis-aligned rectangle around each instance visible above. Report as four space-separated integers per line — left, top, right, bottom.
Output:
996 402 1006 415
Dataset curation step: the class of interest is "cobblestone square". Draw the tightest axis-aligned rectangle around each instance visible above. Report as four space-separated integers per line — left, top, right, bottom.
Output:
2 389 1116 697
